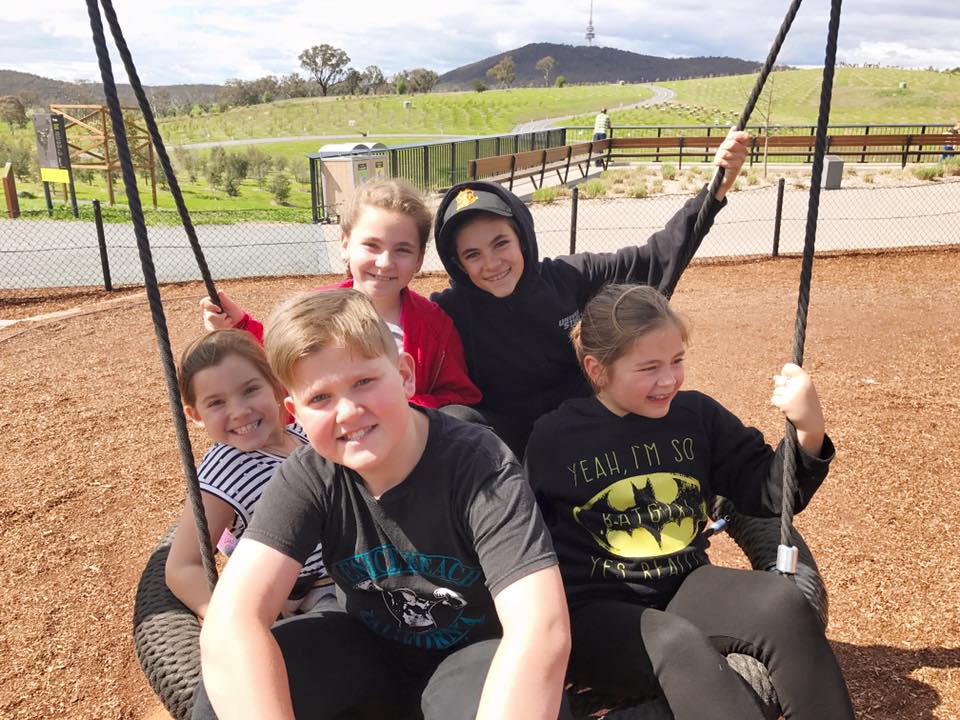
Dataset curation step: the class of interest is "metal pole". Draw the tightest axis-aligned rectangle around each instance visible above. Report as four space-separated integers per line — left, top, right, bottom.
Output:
43 182 53 216
93 200 113 291
569 186 579 254
772 177 785 257
310 158 319 224
68 171 79 218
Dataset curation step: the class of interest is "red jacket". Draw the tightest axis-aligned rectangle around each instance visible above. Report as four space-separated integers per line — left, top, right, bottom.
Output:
236 279 481 409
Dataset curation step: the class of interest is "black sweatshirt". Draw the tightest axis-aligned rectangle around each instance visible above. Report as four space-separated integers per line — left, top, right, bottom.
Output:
431 181 725 455
524 392 835 609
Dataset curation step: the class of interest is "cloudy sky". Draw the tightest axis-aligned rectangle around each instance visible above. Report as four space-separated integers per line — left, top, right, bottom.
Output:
2 1 959 85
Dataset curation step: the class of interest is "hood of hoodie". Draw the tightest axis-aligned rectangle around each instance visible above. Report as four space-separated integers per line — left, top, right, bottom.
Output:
434 181 540 298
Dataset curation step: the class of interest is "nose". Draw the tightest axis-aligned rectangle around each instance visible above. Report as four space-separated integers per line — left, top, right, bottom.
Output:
375 251 393 269
655 368 675 387
335 395 362 424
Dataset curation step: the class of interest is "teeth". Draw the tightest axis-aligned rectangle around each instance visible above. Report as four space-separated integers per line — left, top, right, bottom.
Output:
232 420 259 435
485 269 510 282
344 427 372 442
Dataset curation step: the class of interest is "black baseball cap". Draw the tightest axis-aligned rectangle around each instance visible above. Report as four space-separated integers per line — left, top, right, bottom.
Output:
438 187 514 245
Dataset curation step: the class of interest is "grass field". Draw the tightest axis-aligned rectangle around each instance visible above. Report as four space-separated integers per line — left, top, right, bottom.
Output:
155 85 655 144
565 68 960 128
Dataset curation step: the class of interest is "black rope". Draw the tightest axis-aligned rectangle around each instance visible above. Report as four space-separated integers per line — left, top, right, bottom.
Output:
663 0 803 299
85 0 218 591
780 0 843 555
96 0 219 310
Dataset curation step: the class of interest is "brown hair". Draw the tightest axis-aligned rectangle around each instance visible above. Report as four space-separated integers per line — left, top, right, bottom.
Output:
264 288 398 390
178 329 283 407
340 178 432 255
570 284 689 390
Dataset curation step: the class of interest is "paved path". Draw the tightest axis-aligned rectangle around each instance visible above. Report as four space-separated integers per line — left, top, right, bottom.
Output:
2 181 957 292
511 84 676 133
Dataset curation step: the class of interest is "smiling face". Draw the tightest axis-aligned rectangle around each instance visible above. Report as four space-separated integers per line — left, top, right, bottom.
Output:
284 345 418 482
453 214 525 298
341 205 425 303
587 321 686 419
185 353 287 453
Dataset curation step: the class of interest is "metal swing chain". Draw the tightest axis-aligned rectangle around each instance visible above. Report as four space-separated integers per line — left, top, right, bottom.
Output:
778 0 844 574
663 0 804 300
85 0 218 591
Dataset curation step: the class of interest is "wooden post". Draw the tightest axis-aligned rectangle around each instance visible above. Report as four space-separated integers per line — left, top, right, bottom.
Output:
102 107 115 206
148 139 158 209
772 178 785 257
2 163 20 219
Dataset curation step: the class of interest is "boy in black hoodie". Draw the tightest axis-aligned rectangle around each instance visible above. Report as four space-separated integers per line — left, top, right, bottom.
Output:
431 130 749 456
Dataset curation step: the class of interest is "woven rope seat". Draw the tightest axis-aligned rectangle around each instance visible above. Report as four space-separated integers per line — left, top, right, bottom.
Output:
133 497 828 720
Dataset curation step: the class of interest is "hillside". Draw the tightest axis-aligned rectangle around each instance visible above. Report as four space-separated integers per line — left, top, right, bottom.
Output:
438 42 762 89
0 69 220 111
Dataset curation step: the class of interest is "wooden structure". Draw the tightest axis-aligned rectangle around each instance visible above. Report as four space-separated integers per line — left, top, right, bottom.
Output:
2 162 19 219
49 104 158 208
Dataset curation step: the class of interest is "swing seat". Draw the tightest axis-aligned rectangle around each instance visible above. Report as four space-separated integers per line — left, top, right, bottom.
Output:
133 497 828 720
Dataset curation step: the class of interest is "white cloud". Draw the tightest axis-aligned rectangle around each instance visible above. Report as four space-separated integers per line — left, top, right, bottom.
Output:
1 0 959 85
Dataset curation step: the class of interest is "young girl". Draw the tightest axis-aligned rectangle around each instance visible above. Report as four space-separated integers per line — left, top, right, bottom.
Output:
201 178 481 410
523 284 855 719
431 130 749 455
165 329 332 619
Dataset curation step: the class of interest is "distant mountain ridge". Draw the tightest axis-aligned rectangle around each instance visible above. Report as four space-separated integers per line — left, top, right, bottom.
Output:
0 69 220 110
439 42 764 88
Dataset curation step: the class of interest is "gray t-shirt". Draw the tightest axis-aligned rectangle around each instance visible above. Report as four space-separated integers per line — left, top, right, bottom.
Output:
245 407 557 653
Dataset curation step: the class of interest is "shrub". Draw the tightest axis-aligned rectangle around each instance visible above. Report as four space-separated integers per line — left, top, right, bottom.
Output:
555 75 567 88
650 179 664 194
531 186 559 203
943 158 960 177
472 80 487 93
746 170 759 186
268 172 292 204
580 179 606 198
628 183 648 199
661 163 677 181
911 164 944 181
863 173 875 184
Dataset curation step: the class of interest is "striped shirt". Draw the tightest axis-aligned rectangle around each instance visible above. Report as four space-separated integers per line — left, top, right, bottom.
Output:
198 423 328 583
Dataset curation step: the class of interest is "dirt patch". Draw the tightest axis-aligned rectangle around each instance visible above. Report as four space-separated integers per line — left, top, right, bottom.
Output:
1 250 959 719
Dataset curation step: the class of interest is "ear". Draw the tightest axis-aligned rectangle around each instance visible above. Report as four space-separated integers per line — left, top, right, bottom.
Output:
582 354 607 390
339 232 351 262
283 395 299 422
397 351 417 399
414 247 425 274
184 405 204 428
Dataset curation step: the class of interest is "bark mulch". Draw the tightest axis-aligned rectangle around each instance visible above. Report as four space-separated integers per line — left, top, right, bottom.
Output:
1 249 958 719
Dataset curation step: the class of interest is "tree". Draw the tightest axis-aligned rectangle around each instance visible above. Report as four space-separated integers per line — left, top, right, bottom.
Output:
755 71 778 178
535 56 556 87
360 65 385 94
279 72 316 99
472 80 488 93
486 56 516 88
268 172 291 204
393 73 408 95
298 44 351 96
338 68 363 96
245 147 273 188
0 96 28 129
555 75 567 88
407 68 439 94
206 146 227 188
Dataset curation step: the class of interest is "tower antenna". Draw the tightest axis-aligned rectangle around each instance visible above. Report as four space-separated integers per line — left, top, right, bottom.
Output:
585 0 595 45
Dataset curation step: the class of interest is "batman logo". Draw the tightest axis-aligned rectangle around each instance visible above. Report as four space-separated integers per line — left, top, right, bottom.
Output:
573 472 707 559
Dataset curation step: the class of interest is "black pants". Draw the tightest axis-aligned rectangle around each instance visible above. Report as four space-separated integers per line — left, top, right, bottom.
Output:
569 565 855 720
192 601 573 719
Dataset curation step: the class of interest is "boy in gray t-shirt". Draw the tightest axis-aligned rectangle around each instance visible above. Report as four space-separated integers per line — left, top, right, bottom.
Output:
193 288 572 720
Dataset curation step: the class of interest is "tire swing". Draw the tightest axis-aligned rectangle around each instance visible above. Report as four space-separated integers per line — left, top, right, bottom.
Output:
568 0 845 717
79 0 844 715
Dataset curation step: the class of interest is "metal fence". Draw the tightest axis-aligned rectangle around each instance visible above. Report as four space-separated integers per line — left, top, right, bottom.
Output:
2 179 958 303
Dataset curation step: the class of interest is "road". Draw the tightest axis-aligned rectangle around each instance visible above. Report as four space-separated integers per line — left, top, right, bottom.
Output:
511 84 676 133
179 133 473 150
2 181 957 290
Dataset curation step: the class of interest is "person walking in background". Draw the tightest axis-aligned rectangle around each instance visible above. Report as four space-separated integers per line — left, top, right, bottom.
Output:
942 121 960 160
593 108 611 167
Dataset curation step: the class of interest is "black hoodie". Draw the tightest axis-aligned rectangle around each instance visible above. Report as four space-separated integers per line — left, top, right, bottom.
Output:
431 181 725 455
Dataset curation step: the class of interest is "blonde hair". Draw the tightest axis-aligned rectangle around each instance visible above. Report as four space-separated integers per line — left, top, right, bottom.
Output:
571 284 689 390
178 329 283 407
265 288 398 389
340 178 432 254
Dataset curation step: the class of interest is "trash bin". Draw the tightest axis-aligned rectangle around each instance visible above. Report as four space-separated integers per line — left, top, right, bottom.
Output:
317 143 388 218
822 154 843 190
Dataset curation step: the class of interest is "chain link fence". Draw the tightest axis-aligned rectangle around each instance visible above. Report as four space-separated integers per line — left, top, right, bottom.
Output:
2 178 958 304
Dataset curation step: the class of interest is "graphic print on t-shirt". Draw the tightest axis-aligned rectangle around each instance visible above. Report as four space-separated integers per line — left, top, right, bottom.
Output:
574 472 707 559
334 544 486 651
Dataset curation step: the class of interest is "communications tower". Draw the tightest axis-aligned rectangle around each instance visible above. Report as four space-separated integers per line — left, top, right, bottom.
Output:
585 0 595 45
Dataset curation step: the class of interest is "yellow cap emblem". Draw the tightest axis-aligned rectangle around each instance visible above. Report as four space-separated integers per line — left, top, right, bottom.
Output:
455 188 479 211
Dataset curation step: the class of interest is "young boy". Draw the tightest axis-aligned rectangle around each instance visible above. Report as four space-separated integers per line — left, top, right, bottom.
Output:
193 289 572 720
430 129 750 456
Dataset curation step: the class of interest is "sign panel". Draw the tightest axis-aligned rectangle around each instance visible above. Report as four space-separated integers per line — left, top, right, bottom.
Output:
33 113 72 172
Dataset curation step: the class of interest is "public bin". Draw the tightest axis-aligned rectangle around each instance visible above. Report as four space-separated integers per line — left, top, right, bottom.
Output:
822 154 843 189
318 142 388 218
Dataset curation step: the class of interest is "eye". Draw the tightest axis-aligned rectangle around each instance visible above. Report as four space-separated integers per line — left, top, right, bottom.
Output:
355 377 375 388
672 357 685 366
461 250 478 262
309 393 330 405
244 383 262 395
206 398 224 408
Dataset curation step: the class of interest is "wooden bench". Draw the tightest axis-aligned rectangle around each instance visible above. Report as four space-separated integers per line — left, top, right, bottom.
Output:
467 141 603 190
